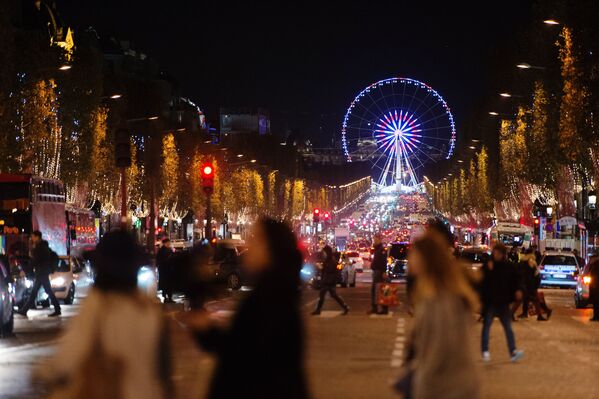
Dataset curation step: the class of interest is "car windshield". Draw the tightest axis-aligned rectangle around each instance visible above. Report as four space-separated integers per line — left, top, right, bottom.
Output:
542 255 577 266
389 244 408 260
55 259 71 272
461 252 486 263
498 233 524 246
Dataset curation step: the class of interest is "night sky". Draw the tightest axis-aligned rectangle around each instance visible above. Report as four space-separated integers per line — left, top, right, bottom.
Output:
58 1 533 145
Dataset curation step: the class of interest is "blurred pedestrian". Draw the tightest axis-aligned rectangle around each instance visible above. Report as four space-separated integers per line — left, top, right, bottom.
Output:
312 245 349 315
157 238 175 303
588 253 599 322
514 251 551 321
480 243 524 362
37 230 172 399
395 232 480 399
188 218 310 399
369 233 389 315
17 231 61 317
508 246 519 264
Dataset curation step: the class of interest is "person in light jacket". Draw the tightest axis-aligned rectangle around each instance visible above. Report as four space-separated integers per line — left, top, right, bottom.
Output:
396 232 480 399
36 230 171 399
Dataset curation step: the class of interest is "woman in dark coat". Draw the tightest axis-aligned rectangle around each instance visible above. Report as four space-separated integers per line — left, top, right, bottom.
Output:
188 218 310 399
311 245 349 315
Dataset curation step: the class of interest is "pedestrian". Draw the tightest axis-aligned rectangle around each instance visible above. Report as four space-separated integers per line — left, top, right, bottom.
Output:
312 245 349 315
370 233 389 315
157 238 175 303
515 251 551 321
511 251 528 321
587 253 599 322
16 231 61 317
187 217 310 399
395 232 480 399
35 230 172 399
508 246 519 264
480 243 524 362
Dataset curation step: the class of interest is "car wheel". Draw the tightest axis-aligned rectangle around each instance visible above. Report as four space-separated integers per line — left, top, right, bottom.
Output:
64 284 75 305
2 310 14 337
227 273 242 290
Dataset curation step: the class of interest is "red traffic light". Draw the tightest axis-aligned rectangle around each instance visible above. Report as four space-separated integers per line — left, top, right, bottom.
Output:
314 208 320 215
201 163 214 178
324 212 330 219
534 218 540 225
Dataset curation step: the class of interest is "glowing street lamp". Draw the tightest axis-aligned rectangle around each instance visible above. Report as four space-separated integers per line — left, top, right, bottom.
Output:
543 19 559 25
589 190 597 207
58 64 72 71
489 111 499 116
517 62 545 70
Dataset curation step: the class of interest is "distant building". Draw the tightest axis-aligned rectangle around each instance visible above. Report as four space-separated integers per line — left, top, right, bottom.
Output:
220 107 270 135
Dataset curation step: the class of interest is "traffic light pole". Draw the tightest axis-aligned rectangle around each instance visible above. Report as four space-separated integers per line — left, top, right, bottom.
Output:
205 193 212 241
120 167 127 229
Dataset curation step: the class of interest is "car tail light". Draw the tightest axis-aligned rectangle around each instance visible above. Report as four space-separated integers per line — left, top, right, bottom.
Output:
583 276 591 285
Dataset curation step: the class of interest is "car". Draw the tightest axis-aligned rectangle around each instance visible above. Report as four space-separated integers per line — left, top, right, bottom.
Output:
211 240 248 290
387 242 409 279
539 251 581 288
459 247 489 271
340 254 357 287
344 251 364 273
574 264 593 308
0 256 15 337
38 256 78 306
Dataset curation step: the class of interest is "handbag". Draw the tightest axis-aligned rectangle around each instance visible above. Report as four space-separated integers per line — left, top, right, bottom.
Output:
46 312 125 399
377 283 399 306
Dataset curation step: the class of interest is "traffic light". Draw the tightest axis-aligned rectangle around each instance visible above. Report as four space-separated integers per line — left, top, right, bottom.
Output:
201 162 215 195
313 208 320 223
115 128 131 168
323 212 331 225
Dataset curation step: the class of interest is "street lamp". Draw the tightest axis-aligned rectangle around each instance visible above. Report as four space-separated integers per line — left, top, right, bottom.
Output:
499 93 512 98
58 64 72 71
488 111 499 116
589 190 597 208
546 206 553 217
543 19 560 25
110 94 122 99
517 63 545 70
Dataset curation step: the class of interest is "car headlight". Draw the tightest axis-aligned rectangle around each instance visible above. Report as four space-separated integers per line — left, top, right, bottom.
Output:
51 277 65 286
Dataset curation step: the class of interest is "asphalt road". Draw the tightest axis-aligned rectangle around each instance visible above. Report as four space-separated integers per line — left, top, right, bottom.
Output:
1 274 598 399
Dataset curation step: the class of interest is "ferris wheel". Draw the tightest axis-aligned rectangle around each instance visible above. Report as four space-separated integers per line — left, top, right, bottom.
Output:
341 77 456 191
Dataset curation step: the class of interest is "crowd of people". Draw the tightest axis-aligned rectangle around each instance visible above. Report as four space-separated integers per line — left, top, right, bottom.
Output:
12 215 598 399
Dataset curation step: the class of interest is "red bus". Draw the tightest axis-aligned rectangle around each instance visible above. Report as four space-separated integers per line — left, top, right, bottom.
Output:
0 174 97 259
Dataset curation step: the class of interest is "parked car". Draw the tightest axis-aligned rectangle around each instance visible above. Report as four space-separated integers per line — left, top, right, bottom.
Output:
539 251 581 288
0 256 15 337
574 264 593 308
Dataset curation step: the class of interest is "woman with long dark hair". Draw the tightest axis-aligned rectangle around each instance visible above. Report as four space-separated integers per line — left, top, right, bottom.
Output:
190 217 310 399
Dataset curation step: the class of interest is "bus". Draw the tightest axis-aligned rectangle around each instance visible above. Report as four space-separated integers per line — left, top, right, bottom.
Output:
0 174 98 260
488 222 533 249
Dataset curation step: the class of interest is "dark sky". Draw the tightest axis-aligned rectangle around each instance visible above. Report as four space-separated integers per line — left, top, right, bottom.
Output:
58 0 533 144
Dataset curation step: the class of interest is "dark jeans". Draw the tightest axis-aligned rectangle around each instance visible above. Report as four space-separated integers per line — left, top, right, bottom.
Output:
482 304 516 354
371 270 388 313
316 284 347 311
21 274 61 313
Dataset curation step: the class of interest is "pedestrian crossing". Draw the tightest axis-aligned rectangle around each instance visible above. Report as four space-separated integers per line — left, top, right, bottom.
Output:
390 317 406 368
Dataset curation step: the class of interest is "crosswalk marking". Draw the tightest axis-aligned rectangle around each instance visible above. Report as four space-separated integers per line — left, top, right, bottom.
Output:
391 317 407 368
